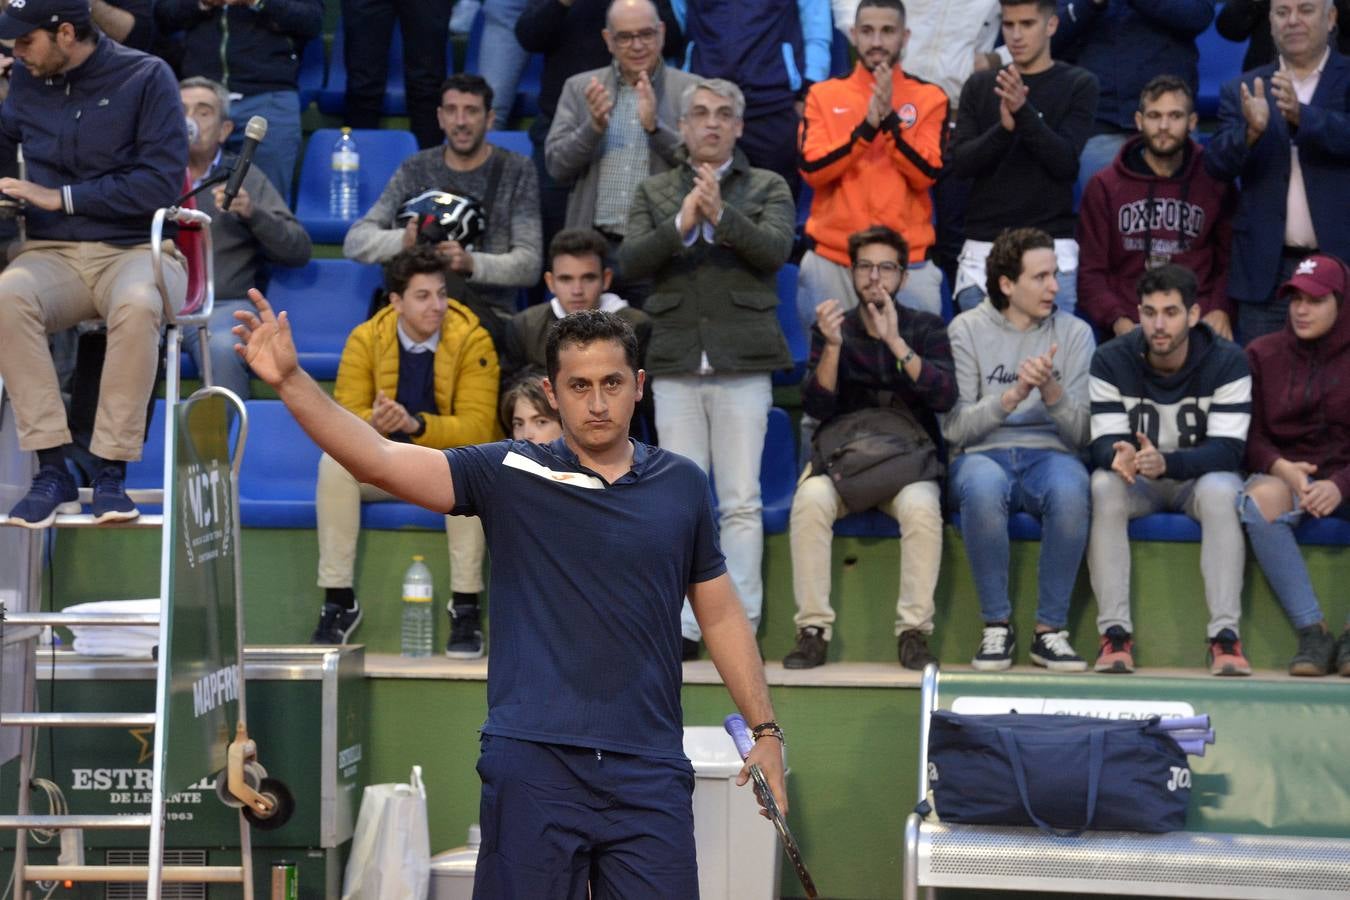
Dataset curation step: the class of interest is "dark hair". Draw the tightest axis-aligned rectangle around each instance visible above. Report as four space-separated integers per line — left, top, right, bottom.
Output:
549 228 610 270
499 372 559 435
1138 74 1194 113
985 227 1055 310
439 73 494 115
44 20 95 42
545 310 640 382
1136 263 1198 308
856 0 907 20
998 0 1057 15
384 246 448 297
847 225 909 267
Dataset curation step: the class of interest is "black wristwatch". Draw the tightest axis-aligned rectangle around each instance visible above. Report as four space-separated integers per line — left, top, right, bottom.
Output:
410 414 427 438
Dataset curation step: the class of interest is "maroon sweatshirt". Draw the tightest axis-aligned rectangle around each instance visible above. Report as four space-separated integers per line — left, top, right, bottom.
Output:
1245 268 1350 500
1077 136 1234 333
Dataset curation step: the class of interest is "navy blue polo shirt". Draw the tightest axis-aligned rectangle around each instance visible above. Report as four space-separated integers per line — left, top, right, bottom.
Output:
443 438 726 759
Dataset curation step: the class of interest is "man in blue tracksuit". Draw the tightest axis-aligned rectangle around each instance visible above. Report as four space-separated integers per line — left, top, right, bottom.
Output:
0 0 187 529
155 0 323 201
1053 0 1216 197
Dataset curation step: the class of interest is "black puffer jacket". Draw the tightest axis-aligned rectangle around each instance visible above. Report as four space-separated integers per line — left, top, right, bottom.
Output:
155 0 323 96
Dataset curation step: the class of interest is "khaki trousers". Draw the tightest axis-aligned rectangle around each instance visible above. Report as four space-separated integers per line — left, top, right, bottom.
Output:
789 473 943 639
0 240 185 461
315 452 486 595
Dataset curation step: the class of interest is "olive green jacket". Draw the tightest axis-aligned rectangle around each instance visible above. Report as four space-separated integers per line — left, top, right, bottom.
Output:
618 149 794 376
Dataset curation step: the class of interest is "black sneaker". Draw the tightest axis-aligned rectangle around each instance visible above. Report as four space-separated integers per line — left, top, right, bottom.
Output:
6 465 79 528
311 601 362 645
90 465 139 524
445 604 484 659
898 629 937 671
783 626 828 669
681 638 700 661
1289 624 1336 676
1030 629 1088 672
972 624 1014 671
1335 630 1350 677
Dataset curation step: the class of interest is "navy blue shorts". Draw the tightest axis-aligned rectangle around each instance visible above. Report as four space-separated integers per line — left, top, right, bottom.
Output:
471 734 699 900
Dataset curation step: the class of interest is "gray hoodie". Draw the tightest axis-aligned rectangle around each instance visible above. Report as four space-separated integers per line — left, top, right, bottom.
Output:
942 299 1095 456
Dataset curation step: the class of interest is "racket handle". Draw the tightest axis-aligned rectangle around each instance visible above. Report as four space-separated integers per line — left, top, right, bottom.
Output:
724 714 754 760
1158 715 1210 731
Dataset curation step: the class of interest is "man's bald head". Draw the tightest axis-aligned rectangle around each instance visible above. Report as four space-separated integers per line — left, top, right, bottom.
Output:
606 0 660 30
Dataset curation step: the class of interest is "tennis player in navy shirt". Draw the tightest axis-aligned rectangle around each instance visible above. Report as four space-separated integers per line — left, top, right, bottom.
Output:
234 292 786 898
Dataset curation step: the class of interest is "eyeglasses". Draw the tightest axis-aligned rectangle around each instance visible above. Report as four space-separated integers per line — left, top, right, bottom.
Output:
852 261 903 277
685 107 738 124
612 28 660 48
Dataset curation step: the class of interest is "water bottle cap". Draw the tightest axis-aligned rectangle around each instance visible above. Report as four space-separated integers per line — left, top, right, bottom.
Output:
341 126 352 135
412 554 424 562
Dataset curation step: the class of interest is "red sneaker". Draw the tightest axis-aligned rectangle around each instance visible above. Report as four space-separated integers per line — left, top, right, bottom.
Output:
1207 629 1252 676
1095 626 1135 673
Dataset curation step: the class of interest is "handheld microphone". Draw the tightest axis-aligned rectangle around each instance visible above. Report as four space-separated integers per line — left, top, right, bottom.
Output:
221 116 268 212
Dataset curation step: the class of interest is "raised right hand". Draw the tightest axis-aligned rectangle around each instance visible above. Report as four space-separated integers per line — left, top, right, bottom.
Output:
815 299 845 346
1240 78 1270 141
234 288 298 388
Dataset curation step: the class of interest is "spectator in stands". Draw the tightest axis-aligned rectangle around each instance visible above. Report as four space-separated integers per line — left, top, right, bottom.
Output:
1205 0 1350 344
180 77 312 400
501 371 563 443
339 0 453 150
91 1 154 51
895 0 1011 288
155 0 321 203
0 0 186 528
1052 0 1215 197
674 0 832 198
784 225 956 671
618 78 794 657
942 227 1094 671
517 0 683 268
312 246 500 656
798 0 948 322
544 0 697 284
504 228 650 375
1217 0 1350 72
1078 76 1236 341
344 74 542 320
949 0 1098 316
1088 264 1252 676
1239 253 1350 676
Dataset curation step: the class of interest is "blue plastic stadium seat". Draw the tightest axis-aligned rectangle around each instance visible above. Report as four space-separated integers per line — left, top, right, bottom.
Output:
761 407 797 534
775 263 808 386
464 11 545 125
238 400 322 527
1294 515 1350 545
362 502 448 530
294 128 419 244
126 400 168 515
834 509 901 538
1196 21 1247 118
318 21 408 117
265 259 384 379
487 130 533 158
297 35 326 112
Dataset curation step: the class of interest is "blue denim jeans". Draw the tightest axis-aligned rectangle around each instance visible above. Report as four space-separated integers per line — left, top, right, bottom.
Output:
1240 479 1350 629
949 448 1090 628
480 0 532 124
226 91 302 204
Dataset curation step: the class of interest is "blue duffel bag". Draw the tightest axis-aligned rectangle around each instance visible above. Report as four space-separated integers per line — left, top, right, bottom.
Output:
922 710 1191 834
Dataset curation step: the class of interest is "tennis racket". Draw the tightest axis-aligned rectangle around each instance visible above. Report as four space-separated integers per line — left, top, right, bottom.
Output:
724 714 818 899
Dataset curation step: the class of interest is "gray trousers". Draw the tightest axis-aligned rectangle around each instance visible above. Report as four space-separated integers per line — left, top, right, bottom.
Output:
1089 469 1245 638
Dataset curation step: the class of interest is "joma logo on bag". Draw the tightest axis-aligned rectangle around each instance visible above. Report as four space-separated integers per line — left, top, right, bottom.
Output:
1166 766 1191 791
928 762 939 783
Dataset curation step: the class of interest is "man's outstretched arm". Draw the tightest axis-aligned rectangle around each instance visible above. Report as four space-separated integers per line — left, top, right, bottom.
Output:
689 572 787 816
233 289 456 513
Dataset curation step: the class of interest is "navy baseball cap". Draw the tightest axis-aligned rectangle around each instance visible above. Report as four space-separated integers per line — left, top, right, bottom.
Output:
0 0 92 40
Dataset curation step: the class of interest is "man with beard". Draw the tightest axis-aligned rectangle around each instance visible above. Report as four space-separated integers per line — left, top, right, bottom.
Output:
948 0 1098 315
1078 76 1235 342
798 0 948 323
344 73 542 319
1087 264 1253 676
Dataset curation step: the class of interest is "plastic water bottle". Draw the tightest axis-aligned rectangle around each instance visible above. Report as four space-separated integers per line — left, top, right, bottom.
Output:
329 127 360 220
400 555 434 658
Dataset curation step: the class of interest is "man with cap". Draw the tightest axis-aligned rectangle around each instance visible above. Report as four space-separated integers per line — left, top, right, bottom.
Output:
0 0 187 529
1239 253 1350 676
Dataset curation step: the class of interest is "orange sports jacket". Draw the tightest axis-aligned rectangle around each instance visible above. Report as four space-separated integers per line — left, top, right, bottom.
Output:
799 63 948 266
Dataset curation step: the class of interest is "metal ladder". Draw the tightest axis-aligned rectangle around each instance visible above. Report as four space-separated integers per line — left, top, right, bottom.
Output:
0 206 257 897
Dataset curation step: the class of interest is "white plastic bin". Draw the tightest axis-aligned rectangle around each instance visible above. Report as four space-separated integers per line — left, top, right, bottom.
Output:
429 824 479 900
683 726 783 900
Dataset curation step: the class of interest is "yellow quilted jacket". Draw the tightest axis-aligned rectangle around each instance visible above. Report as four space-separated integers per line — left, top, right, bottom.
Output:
333 300 501 449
